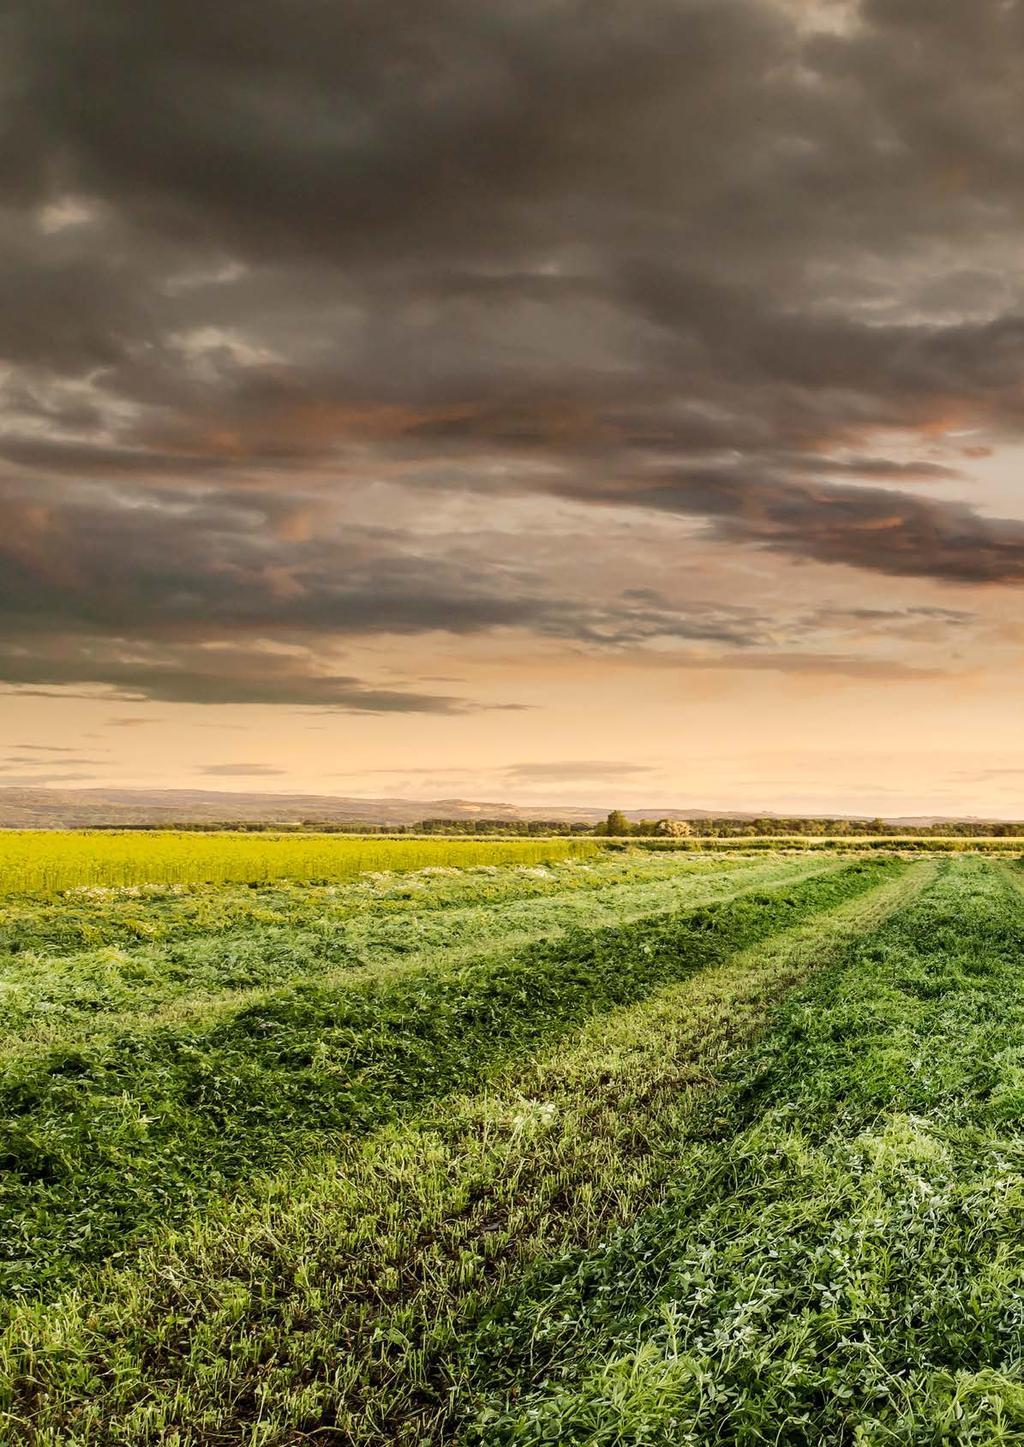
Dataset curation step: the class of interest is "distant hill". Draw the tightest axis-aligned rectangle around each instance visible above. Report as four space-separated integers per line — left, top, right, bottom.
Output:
0 786 1012 830
0 787 754 828
0 787 611 828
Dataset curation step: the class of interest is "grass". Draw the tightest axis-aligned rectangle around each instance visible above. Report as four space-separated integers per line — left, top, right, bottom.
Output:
453 857 1024 1444
0 848 809 961
2 848 1024 1442
0 855 883 1301
0 853 828 1053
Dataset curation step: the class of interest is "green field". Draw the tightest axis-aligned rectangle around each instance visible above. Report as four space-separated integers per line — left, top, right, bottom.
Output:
3 842 1024 1441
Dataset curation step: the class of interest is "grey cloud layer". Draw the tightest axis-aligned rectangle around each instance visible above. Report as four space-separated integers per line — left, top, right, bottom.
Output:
599 473 1024 585
4 0 1024 703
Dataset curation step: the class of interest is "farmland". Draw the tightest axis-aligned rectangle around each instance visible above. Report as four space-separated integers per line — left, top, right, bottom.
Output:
1 839 1024 1442
0 830 601 896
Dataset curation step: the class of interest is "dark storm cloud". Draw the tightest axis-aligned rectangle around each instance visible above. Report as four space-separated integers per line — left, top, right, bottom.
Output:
13 0 1024 270
7 0 785 262
5 0 1024 705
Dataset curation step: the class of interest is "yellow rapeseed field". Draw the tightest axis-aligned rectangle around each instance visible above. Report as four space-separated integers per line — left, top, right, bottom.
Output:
0 830 598 895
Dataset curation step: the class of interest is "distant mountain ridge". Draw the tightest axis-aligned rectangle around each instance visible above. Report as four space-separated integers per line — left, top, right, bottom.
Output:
0 786 1006 829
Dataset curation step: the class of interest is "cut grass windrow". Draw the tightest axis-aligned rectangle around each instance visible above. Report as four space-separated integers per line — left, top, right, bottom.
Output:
0 859 925 1443
0 854 832 1054
447 855 1024 1446
1 851 720 958
0 858 894 1302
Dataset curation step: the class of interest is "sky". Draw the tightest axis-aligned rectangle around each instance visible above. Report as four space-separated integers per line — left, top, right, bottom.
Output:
4 0 1024 816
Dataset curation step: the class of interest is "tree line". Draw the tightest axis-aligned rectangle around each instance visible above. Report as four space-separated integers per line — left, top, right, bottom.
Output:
84 814 1024 837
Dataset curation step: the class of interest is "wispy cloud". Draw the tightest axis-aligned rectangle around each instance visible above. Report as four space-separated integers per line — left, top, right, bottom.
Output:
502 761 657 783
199 763 287 777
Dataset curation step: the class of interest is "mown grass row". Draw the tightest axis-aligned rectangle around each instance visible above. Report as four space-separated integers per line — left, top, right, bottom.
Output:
0 857 921 1443
0 831 598 897
0 854 832 1055
0 851 744 957
444 856 1024 1444
0 860 896 1305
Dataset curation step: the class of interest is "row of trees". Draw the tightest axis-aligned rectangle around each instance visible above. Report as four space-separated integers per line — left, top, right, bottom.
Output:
410 815 1024 838
415 818 593 835
594 811 690 836
90 814 1024 838
594 812 1024 838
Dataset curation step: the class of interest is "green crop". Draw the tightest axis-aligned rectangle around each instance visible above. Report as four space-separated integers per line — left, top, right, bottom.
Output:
3 849 1023 1444
0 830 599 896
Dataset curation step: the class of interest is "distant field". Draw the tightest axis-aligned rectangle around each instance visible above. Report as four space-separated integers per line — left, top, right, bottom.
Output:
0 829 598 895
2 828 1021 898
3 846 1024 1441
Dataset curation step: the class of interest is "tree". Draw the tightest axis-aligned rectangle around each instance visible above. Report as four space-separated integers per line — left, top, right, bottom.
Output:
603 809 633 836
655 818 691 836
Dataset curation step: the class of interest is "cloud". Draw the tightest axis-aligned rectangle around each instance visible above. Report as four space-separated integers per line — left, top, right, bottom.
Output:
5 0 1024 712
0 641 476 713
503 760 657 783
955 767 1024 781
672 651 945 680
0 771 99 784
199 763 286 777
0 470 985 701
8 743 93 753
602 472 1024 585
2 755 107 766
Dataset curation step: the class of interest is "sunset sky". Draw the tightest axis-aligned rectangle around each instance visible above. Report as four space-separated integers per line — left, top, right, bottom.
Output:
4 0 1024 815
